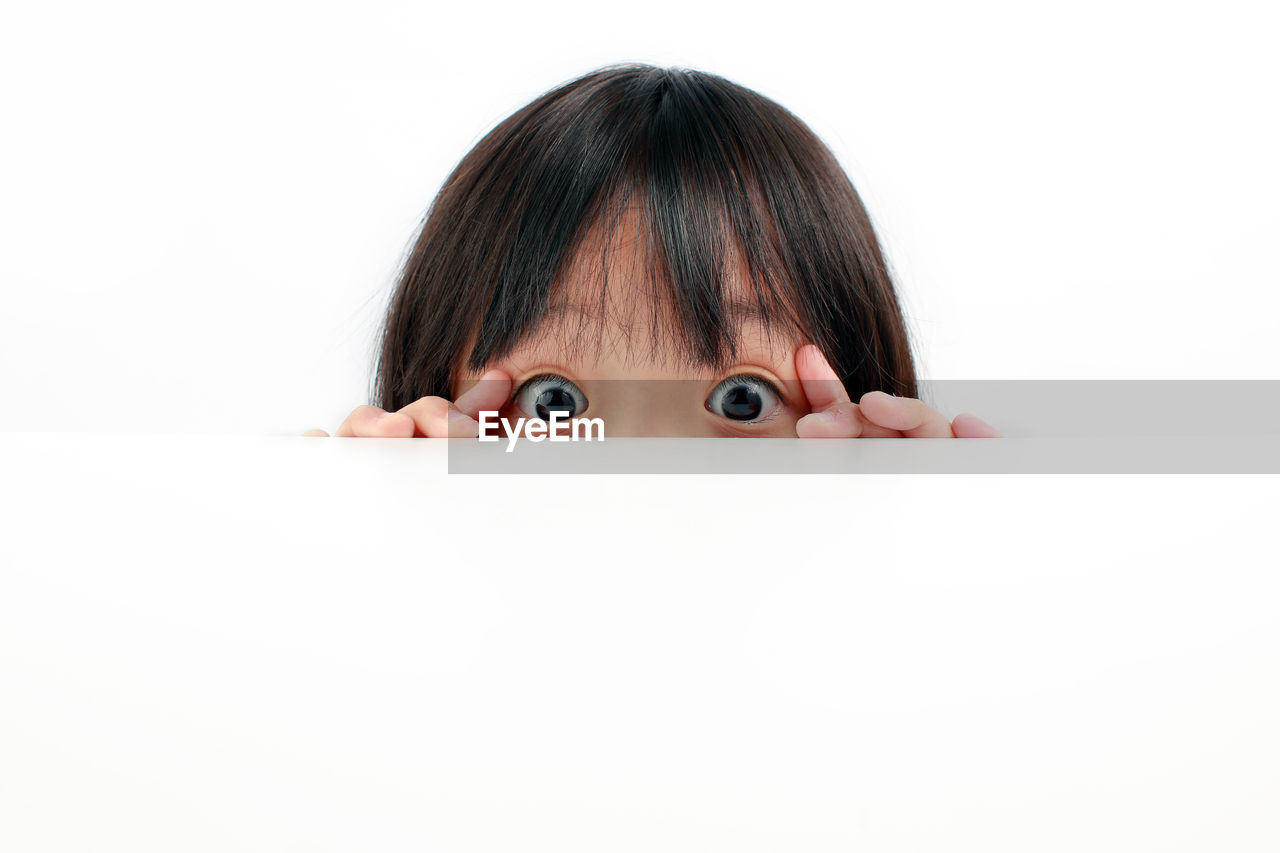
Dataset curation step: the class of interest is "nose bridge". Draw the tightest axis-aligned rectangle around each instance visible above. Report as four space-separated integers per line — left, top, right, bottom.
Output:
588 379 707 437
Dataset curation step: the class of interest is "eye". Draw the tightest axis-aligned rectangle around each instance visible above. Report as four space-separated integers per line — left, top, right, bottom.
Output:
705 374 782 423
513 373 588 420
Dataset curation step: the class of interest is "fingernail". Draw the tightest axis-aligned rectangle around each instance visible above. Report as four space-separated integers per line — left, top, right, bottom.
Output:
376 411 395 421
447 408 473 422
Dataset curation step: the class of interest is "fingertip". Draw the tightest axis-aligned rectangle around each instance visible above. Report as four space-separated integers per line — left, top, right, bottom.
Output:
375 411 416 437
857 390 901 424
794 343 829 376
446 407 480 438
952 413 1002 438
455 369 514 418
795 403 861 438
795 410 832 438
794 345 851 412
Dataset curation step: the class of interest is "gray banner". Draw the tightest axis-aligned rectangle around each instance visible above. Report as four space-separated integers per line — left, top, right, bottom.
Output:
448 380 1280 474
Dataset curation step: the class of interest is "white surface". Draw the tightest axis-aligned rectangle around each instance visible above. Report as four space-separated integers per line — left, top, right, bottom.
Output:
2 434 1278 851
2 1 1278 436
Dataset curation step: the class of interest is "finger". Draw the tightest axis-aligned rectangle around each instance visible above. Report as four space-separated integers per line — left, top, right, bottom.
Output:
393 397 444 436
335 405 417 438
793 344 851 412
951 413 1003 438
392 396 468 438
796 402 905 438
796 401 863 438
453 369 514 419
301 429 330 437
858 391 955 438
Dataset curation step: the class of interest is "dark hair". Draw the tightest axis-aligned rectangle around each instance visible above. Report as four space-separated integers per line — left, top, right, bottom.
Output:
373 62 918 410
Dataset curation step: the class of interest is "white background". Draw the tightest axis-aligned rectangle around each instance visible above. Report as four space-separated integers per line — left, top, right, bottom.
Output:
3 3 1279 851
2 0 1277 434
2 435 1279 852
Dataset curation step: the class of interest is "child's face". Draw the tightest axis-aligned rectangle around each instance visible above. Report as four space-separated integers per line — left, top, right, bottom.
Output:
451 209 810 437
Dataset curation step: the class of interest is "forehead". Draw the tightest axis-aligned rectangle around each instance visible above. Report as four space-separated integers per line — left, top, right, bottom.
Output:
496 244 788 376
494 205 801 377
500 309 796 379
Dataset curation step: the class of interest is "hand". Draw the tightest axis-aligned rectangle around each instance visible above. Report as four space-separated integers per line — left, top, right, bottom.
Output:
792 345 1000 438
301 369 514 437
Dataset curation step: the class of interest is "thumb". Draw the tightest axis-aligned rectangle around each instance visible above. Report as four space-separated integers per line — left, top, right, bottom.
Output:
794 344 851 412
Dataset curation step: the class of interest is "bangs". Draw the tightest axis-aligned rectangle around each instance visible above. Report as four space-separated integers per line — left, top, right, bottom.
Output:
479 180 808 371
461 66 824 374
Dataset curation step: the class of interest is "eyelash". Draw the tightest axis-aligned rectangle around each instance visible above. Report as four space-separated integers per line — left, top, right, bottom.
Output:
510 373 582 405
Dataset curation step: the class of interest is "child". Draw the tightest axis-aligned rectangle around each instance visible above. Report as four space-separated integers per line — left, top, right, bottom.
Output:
305 63 999 439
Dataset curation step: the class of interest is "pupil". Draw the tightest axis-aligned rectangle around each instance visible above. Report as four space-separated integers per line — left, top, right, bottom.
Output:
721 385 762 420
534 387 576 420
